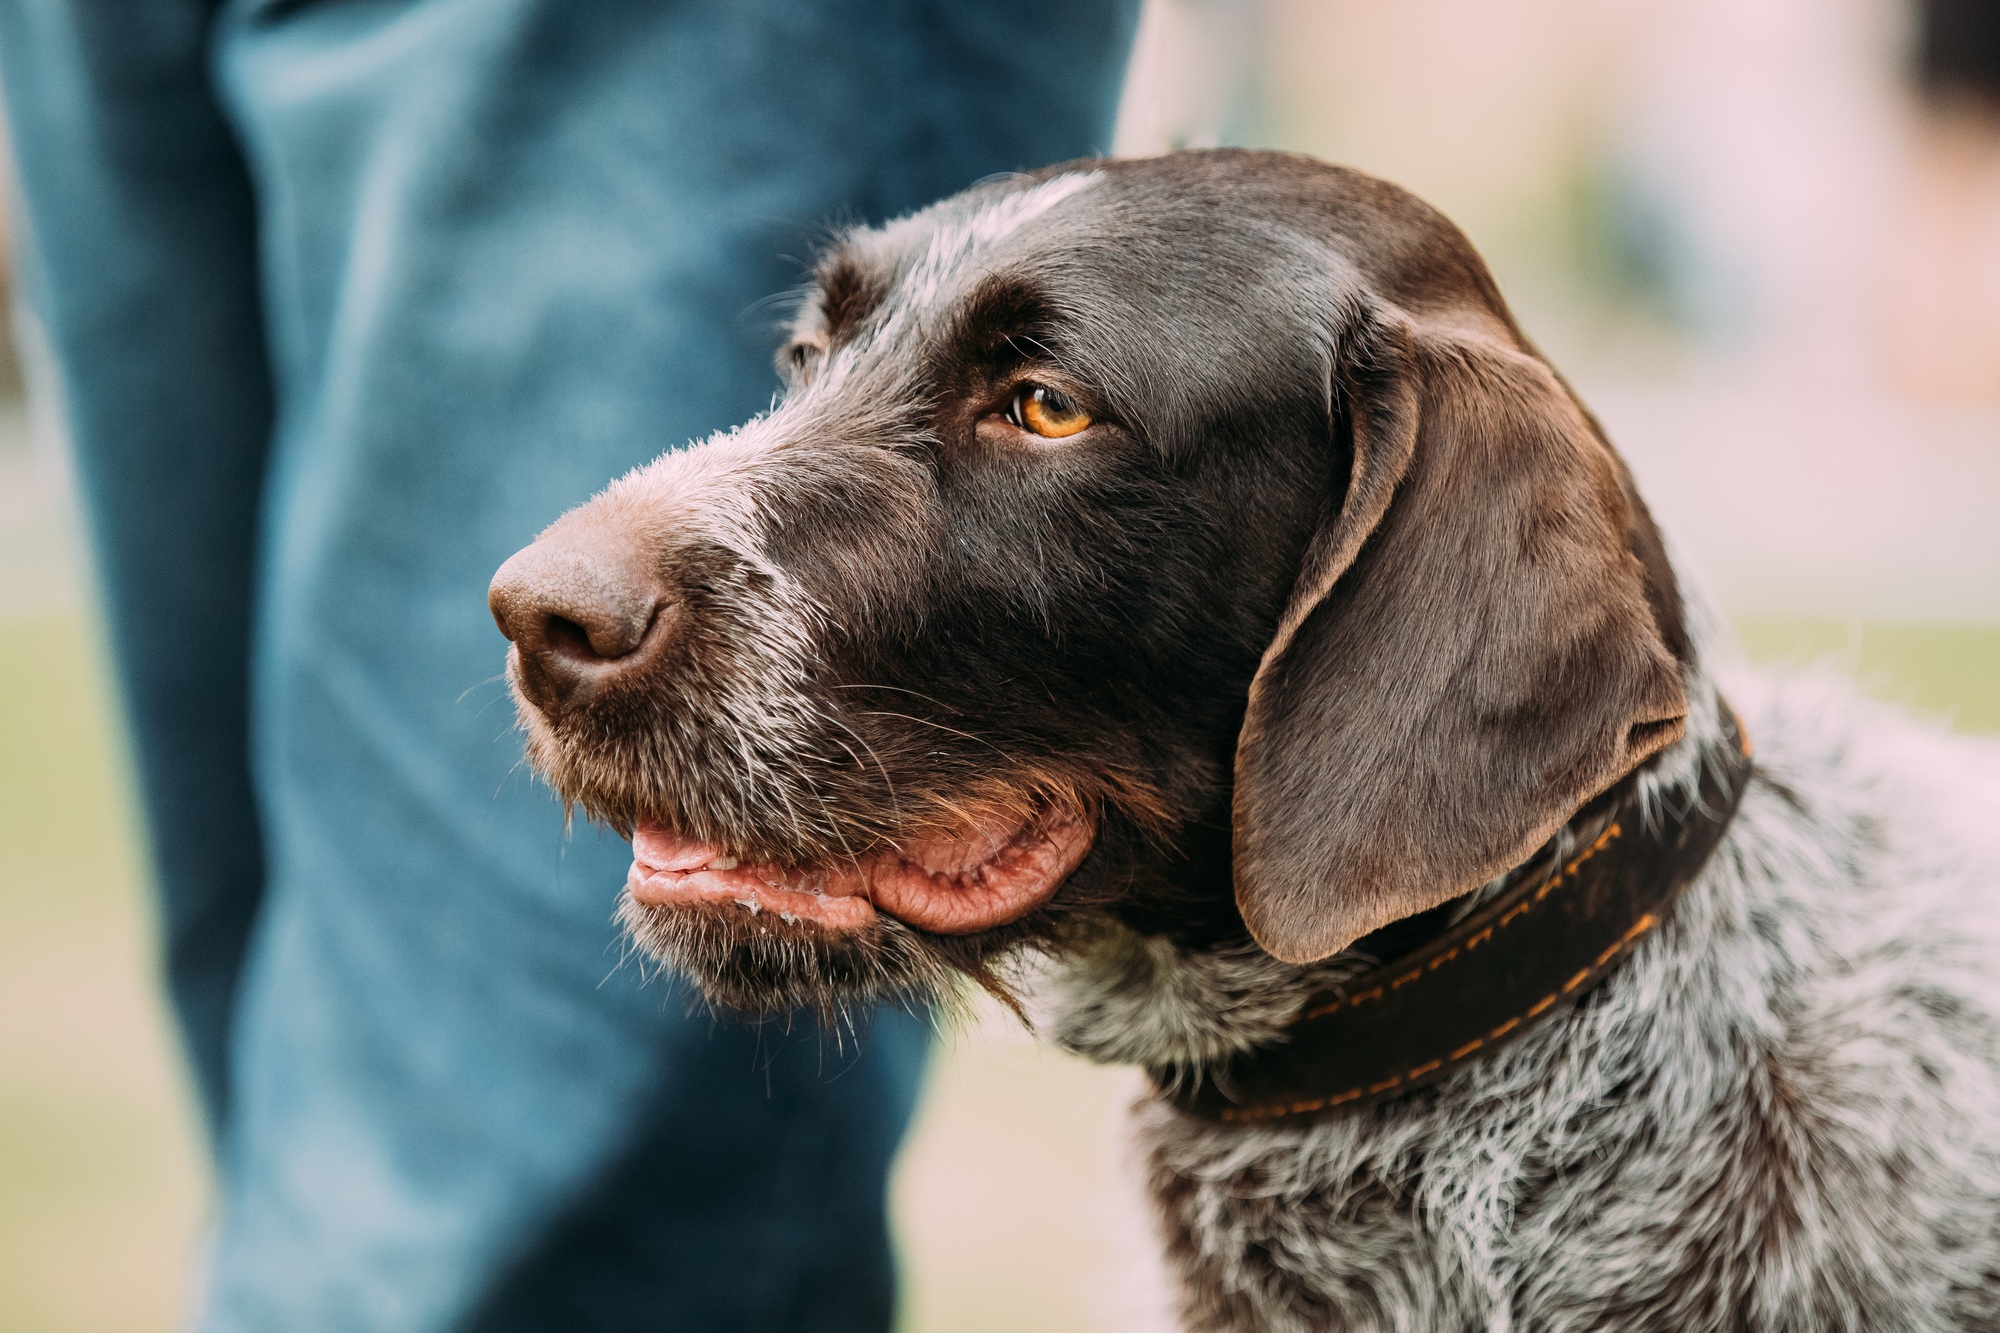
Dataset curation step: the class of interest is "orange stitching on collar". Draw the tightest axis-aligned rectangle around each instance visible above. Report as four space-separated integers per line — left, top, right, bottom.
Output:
1286 821 1628 1028
1538 823 1622 901
1587 913 1663 973
1219 917 1668 1124
1294 982 1385 1026
1235 815 1667 1124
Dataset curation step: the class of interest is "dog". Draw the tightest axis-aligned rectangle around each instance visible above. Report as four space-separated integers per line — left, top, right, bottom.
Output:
487 150 2000 1331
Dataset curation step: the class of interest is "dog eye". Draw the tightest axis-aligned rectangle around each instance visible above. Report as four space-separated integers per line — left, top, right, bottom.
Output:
1010 385 1093 439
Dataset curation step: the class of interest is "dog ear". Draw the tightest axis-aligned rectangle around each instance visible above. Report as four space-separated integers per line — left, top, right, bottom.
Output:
1231 310 1689 964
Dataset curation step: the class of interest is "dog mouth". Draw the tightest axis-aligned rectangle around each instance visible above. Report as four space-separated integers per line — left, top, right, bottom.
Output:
627 806 1097 935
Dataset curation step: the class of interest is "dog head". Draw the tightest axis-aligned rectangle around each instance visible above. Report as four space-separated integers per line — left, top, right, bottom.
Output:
488 150 1690 1017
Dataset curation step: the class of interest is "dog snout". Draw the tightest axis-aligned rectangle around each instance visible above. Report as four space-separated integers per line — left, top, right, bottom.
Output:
488 533 674 717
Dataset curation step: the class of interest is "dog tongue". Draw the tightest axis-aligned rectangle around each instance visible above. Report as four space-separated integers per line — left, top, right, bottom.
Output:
627 812 1094 934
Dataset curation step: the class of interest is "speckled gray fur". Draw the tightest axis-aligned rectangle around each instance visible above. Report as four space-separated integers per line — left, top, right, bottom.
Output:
1048 611 2000 1332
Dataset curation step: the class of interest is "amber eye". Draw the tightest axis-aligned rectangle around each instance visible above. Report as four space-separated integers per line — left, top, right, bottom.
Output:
1011 384 1093 439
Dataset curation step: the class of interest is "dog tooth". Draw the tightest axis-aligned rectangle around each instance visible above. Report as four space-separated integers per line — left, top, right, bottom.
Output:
708 856 739 870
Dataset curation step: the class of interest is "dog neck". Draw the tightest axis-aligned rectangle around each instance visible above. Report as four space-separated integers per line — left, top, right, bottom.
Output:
1148 698 1752 1123
1045 630 1748 1088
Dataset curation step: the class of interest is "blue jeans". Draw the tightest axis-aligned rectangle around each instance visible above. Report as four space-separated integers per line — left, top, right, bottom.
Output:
0 3 1137 1328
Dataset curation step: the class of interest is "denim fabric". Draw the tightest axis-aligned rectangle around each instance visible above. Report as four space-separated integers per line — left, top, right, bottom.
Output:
0 2 1138 1328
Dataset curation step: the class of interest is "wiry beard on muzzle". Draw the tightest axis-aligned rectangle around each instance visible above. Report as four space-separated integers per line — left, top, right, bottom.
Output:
615 895 967 1024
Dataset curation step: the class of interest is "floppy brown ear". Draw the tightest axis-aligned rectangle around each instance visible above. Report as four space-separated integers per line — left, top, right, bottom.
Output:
1232 310 1690 964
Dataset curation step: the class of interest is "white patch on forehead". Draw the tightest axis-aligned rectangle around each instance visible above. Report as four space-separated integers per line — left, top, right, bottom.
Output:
882 170 1104 326
801 171 1104 399
949 170 1103 253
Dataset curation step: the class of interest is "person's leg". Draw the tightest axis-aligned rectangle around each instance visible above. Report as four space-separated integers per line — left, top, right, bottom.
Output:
198 2 1138 1331
0 0 269 1143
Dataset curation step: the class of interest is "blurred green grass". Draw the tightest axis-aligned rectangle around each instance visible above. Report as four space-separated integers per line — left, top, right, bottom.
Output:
1 611 1994 1332
1733 618 2000 734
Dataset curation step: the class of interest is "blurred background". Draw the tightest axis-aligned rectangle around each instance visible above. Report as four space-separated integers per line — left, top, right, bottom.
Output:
2 0 1996 1328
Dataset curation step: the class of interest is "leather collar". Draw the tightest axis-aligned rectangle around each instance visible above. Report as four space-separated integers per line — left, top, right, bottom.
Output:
1157 699 1754 1126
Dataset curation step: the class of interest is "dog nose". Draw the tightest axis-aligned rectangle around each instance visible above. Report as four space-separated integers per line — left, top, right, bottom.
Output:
488 534 673 717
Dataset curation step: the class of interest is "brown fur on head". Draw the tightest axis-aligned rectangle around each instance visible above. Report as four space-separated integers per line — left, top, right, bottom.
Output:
491 150 1690 1016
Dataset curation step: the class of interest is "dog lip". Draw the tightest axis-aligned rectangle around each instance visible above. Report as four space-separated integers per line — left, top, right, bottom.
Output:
627 828 880 929
624 809 1097 935
625 859 883 930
